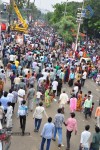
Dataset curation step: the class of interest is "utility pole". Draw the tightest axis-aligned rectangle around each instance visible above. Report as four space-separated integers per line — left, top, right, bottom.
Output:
64 0 68 17
75 0 85 51
8 0 13 25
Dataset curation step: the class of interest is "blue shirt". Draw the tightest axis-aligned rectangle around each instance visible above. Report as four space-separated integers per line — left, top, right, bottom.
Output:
18 105 28 116
69 73 75 79
0 96 10 110
41 122 54 139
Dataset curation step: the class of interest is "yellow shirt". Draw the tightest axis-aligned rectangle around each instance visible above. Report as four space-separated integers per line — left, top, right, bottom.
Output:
15 60 19 67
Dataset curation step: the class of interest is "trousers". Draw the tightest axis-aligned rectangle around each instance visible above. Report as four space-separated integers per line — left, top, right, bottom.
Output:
66 130 72 149
35 118 42 130
40 137 51 150
20 115 26 134
53 127 62 144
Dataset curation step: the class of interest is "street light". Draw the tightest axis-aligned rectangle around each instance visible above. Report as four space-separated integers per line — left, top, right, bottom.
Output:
75 0 85 51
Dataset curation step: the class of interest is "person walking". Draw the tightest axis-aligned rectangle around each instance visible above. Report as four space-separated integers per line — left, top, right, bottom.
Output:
64 112 77 150
81 70 87 87
52 108 64 149
26 84 35 111
68 70 75 87
18 87 25 106
84 96 92 119
5 102 13 128
90 126 100 150
79 125 91 150
0 91 10 114
95 101 100 128
33 102 48 132
70 94 77 113
59 90 69 114
18 100 28 136
40 117 54 150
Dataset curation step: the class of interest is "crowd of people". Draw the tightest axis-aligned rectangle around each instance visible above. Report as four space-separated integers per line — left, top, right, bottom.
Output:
0 25 99 150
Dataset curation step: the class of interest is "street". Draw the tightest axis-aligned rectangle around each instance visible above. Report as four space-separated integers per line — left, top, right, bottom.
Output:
3 75 100 150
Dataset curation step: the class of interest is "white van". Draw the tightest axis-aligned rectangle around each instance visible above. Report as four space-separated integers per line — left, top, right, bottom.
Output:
80 57 92 63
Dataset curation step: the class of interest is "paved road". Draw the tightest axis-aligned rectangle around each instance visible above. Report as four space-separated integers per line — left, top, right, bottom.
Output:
3 72 100 150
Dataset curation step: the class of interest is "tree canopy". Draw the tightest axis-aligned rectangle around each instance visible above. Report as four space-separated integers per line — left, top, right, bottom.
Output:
45 0 100 40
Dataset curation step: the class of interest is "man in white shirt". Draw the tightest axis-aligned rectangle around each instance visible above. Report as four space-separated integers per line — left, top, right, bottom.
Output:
5 102 13 128
74 84 79 96
79 125 91 150
52 79 58 96
59 91 69 113
33 102 48 132
42 69 49 80
7 89 14 103
81 70 87 86
9 54 15 63
36 90 42 105
18 87 25 106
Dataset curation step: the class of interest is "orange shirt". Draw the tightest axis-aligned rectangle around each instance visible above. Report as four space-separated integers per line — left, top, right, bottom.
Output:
95 106 100 117
27 73 31 79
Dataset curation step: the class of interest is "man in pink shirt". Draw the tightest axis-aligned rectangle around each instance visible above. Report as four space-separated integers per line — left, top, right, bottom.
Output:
64 113 77 150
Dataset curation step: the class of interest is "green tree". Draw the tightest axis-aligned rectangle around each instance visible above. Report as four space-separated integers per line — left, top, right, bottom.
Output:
83 0 100 36
53 16 77 42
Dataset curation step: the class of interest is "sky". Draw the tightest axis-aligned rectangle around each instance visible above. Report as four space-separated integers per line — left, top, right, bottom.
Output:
2 0 83 11
32 0 83 11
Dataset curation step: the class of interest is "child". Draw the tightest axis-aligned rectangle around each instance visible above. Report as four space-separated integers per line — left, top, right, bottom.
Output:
5 102 13 128
82 94 87 105
90 102 94 117
82 94 87 112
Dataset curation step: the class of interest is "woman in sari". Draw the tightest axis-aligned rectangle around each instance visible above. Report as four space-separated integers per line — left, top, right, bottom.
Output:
45 88 50 107
76 91 83 111
45 76 50 90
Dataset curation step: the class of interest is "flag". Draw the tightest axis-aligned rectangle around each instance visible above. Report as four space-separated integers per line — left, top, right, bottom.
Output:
82 5 94 18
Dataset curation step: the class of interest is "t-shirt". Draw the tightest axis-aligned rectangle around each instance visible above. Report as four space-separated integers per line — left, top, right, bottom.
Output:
14 77 20 84
9 55 15 61
82 71 87 79
18 89 25 102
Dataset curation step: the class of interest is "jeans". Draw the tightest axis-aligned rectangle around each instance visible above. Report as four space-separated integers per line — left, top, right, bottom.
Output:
20 115 26 134
53 127 62 144
35 118 42 130
66 130 72 149
40 137 51 150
